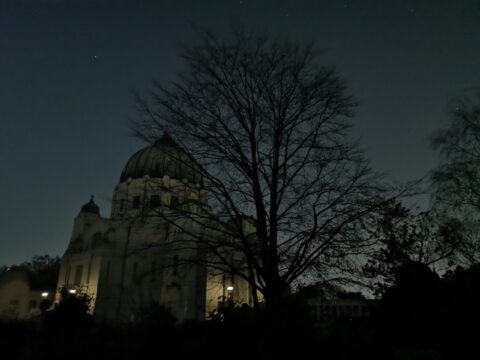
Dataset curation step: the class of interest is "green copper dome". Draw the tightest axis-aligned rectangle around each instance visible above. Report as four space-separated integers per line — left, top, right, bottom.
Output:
120 134 203 184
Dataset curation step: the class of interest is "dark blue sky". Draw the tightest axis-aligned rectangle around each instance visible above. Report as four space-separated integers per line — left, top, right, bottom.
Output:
1 0 479 266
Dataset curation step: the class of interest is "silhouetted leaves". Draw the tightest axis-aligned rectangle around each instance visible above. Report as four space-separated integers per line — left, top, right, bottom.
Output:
364 201 462 295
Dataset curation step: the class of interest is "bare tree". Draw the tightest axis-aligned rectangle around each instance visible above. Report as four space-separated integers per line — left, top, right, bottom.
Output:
431 91 480 264
431 92 480 212
132 30 389 310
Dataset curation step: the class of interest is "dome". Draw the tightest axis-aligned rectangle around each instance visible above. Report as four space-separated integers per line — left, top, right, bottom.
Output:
119 133 203 184
81 195 100 215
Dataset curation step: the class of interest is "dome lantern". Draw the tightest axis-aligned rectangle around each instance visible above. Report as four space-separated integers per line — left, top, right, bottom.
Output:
80 195 100 215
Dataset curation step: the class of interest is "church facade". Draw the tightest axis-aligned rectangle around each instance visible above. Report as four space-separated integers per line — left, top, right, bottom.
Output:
56 135 253 322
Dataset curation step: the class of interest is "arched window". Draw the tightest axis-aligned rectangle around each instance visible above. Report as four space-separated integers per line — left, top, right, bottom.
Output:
150 195 160 208
74 264 83 286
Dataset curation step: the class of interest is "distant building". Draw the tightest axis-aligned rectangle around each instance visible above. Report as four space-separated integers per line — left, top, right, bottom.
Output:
297 286 376 330
307 296 375 323
56 134 253 322
0 268 54 319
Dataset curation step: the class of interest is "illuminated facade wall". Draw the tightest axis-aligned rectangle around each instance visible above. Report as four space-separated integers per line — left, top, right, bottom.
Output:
57 138 255 322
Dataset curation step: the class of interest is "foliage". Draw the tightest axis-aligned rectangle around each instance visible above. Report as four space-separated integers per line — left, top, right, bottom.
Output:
370 262 480 357
374 261 442 348
0 255 60 290
132 28 389 309
209 300 254 323
207 294 315 359
363 201 462 295
46 287 92 328
133 301 177 328
20 254 60 273
21 254 60 290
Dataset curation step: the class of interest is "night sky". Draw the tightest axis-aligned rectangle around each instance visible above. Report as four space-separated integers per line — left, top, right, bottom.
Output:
1 0 479 266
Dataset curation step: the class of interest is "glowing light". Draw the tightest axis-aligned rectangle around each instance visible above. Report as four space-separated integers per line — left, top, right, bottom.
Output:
69 289 76 294
41 292 48 297
226 286 234 291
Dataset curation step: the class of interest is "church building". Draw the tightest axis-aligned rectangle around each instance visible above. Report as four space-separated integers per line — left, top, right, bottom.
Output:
56 134 253 322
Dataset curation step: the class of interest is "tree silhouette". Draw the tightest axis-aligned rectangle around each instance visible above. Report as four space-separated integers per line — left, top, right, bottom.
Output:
364 201 463 295
431 92 480 264
132 29 390 311
21 254 60 291
375 261 442 348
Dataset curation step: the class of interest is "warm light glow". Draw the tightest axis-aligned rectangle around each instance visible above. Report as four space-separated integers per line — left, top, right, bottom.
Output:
41 292 48 297
69 289 76 294
226 286 234 291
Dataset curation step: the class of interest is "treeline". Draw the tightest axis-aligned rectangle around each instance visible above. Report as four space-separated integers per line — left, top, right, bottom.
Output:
2 262 480 360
